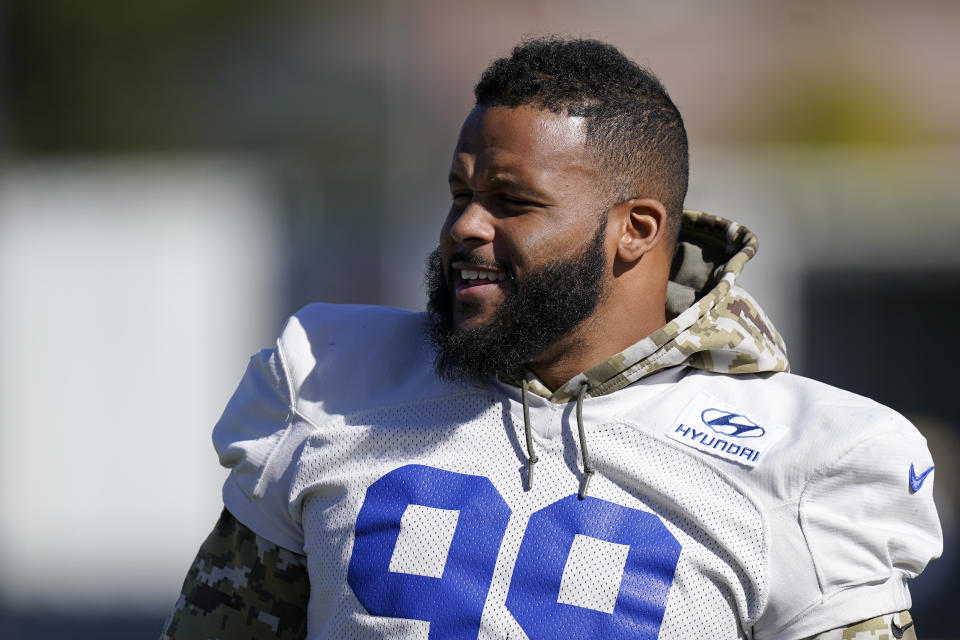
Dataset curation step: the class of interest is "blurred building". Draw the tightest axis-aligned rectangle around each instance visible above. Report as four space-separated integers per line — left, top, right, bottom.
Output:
2 1 958 637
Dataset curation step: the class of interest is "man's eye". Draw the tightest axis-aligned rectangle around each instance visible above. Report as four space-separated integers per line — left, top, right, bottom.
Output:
502 195 536 207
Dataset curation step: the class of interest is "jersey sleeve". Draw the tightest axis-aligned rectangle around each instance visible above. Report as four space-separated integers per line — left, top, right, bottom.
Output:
761 420 942 639
213 331 307 553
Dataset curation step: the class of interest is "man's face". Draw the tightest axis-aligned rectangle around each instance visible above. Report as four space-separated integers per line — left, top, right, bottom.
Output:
441 105 608 330
426 105 612 384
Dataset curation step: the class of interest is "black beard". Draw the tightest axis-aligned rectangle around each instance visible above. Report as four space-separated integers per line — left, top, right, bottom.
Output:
425 216 608 386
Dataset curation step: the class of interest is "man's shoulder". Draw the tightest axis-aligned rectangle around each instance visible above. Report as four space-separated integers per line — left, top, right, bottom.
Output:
682 368 916 435
666 369 926 479
276 303 461 417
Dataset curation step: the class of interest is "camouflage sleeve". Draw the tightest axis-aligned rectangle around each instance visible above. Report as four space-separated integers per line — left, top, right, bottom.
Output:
159 508 309 640
801 610 916 640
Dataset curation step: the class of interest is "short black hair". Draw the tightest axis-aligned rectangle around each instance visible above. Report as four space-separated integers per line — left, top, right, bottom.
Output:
475 37 688 240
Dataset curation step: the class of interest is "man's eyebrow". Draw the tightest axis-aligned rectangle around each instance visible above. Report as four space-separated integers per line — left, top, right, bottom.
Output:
447 170 554 203
486 174 525 189
488 174 554 201
449 171 550 196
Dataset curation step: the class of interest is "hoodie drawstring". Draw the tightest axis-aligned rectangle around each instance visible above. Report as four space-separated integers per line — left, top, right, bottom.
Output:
575 381 594 499
521 378 538 491
520 378 594 499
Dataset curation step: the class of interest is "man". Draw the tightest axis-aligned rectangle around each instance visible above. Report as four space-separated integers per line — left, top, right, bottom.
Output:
162 38 941 639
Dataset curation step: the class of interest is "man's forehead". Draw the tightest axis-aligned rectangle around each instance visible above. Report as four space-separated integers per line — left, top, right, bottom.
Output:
451 106 594 181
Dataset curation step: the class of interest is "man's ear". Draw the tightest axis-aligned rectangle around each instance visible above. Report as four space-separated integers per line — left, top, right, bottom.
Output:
611 197 668 263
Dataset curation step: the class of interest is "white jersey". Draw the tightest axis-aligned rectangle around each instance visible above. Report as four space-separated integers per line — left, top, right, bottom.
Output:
215 303 941 640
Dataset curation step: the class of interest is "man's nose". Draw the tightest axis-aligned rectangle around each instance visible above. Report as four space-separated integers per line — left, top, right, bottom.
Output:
447 201 495 246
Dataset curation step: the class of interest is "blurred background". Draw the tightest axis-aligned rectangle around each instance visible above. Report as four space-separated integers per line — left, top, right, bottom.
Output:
1 0 958 637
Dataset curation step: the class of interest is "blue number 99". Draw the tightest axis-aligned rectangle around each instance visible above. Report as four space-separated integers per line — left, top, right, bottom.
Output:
348 465 680 639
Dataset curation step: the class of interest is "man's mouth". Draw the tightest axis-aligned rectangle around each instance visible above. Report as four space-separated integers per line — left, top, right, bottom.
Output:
452 263 509 299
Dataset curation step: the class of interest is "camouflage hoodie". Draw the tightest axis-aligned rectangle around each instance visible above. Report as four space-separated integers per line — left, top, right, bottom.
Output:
516 209 791 403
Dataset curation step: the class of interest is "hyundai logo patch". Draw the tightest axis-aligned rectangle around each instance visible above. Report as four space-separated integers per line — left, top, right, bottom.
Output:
665 392 788 468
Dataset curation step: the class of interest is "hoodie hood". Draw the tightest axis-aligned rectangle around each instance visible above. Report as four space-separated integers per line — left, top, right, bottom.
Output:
519 209 790 403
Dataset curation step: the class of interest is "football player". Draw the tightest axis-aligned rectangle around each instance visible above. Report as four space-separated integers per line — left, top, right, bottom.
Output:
161 38 940 639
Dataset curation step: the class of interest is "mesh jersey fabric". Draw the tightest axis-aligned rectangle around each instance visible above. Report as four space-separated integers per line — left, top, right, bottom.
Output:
213 302 942 640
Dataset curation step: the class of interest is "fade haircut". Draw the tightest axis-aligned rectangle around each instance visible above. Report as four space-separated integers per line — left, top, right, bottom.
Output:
474 37 688 241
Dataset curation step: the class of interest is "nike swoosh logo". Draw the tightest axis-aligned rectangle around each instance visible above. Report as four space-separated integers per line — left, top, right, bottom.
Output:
909 464 934 493
891 618 914 638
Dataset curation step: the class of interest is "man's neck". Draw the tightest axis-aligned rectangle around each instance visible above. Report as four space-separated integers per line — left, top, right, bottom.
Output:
527 301 667 392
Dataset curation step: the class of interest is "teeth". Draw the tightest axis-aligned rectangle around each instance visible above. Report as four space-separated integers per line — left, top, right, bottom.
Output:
459 269 506 282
